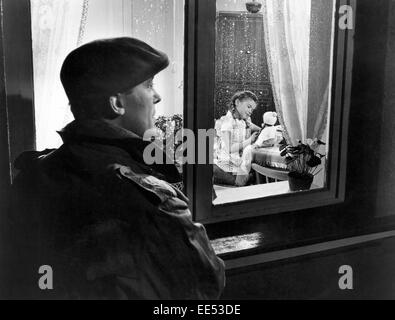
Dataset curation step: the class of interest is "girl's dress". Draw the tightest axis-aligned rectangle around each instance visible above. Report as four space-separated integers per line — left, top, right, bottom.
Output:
214 111 254 178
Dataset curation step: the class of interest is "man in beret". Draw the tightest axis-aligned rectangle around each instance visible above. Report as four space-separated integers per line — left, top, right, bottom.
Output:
7 37 225 299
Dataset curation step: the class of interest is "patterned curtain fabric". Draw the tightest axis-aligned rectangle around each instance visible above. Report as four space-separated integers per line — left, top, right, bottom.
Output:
262 0 334 146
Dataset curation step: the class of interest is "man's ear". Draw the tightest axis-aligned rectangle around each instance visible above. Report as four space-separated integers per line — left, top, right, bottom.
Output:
109 96 125 116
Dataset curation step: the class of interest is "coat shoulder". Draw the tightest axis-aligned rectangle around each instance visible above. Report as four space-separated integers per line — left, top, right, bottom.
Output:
110 164 178 204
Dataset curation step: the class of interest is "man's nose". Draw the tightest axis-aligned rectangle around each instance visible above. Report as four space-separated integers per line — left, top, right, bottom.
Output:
153 90 161 104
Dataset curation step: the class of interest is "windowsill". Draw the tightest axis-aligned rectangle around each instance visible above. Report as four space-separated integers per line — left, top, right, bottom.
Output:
210 224 395 268
213 181 321 206
211 232 265 255
206 196 395 268
215 231 395 271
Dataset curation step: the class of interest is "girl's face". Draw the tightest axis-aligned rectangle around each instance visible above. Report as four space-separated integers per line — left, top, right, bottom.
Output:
235 98 257 120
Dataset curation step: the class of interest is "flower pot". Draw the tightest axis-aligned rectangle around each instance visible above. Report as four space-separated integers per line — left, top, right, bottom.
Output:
246 1 262 13
288 172 313 191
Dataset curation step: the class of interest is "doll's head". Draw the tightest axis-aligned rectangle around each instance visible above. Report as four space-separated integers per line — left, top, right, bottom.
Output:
263 112 278 127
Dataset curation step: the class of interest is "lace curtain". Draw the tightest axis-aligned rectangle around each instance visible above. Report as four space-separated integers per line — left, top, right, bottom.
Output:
32 0 184 150
262 0 334 146
31 0 85 150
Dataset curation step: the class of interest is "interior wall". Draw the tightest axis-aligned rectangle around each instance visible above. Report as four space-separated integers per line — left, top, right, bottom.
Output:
222 236 395 299
375 0 395 217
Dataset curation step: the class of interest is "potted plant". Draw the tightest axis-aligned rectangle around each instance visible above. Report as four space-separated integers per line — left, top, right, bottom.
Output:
279 139 326 191
154 114 184 171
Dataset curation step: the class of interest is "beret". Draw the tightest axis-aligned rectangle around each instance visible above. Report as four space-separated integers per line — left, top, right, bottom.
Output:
60 37 169 102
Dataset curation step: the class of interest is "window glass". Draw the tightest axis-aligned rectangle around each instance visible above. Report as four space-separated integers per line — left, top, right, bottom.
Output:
31 0 185 150
212 0 335 205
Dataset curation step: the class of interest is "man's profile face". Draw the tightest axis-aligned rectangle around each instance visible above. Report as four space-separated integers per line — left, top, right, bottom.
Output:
117 77 161 137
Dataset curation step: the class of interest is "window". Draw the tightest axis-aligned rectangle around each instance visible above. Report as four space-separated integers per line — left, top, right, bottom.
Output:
188 0 354 223
1 0 186 178
212 0 333 204
30 0 185 150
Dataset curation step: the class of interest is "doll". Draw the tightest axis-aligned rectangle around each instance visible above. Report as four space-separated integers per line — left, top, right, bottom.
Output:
254 111 278 147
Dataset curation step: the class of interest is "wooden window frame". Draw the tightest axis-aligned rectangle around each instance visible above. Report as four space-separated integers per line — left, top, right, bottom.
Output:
185 0 356 224
0 0 35 177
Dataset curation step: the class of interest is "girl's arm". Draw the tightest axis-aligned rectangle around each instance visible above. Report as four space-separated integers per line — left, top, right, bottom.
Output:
248 122 262 133
222 131 259 153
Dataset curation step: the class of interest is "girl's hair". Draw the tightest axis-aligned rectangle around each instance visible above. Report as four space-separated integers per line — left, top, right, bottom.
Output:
228 90 258 113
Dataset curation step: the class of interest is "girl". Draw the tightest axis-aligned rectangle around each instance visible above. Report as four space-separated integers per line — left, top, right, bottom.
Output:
214 91 261 186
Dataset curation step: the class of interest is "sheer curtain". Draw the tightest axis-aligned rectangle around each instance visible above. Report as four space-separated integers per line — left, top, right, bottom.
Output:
262 0 334 146
32 0 184 150
31 0 85 150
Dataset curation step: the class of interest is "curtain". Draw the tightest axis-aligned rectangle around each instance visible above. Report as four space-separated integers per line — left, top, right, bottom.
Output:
307 0 334 141
128 0 185 118
262 0 334 146
32 0 184 150
81 0 184 118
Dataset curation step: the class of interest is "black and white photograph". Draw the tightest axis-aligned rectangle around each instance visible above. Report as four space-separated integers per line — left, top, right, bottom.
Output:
0 0 395 304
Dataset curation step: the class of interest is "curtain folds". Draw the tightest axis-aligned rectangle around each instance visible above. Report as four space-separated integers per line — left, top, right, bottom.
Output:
262 0 334 146
31 0 84 150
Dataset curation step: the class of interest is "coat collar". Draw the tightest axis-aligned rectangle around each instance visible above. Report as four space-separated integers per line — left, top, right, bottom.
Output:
58 120 181 183
59 119 142 142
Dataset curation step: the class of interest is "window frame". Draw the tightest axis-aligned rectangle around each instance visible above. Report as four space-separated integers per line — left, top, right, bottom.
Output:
1 0 35 180
0 0 12 212
185 0 355 223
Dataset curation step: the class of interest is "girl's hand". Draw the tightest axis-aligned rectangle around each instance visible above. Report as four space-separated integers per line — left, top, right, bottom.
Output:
250 131 259 144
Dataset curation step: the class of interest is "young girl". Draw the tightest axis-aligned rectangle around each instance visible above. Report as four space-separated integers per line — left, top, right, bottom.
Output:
214 91 261 186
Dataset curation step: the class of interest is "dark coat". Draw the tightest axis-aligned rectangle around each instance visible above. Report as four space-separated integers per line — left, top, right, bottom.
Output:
6 120 225 300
